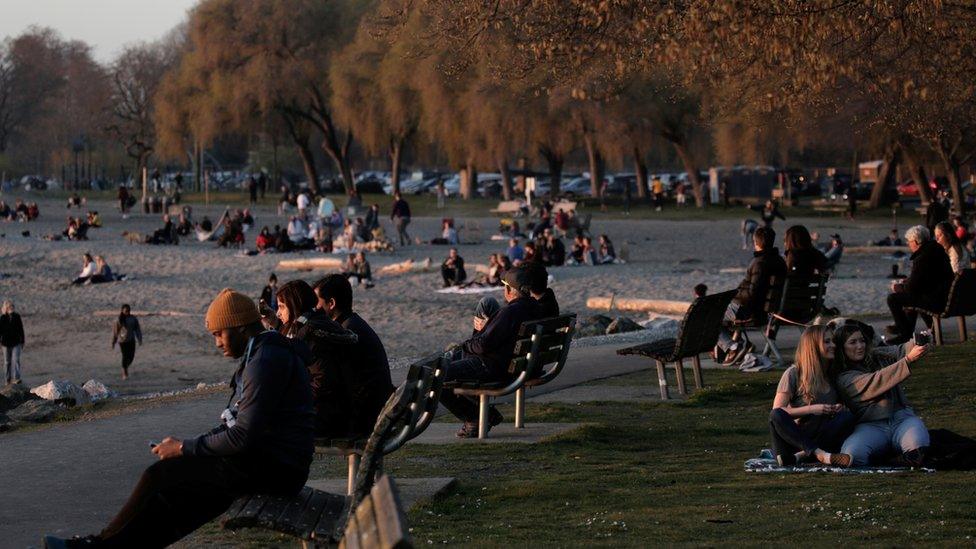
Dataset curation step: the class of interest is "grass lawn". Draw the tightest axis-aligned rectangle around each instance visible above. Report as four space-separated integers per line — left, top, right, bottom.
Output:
183 342 976 547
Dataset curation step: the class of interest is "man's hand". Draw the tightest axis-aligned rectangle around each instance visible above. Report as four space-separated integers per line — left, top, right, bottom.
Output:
473 317 487 331
152 437 183 460
906 343 931 364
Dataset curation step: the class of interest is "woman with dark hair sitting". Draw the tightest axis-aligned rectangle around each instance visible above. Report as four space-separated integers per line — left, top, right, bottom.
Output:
273 279 361 438
831 321 932 467
783 225 827 276
934 221 971 274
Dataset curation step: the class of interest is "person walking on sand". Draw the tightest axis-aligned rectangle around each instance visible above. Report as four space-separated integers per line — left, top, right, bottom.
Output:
112 304 143 380
390 192 411 246
0 301 25 384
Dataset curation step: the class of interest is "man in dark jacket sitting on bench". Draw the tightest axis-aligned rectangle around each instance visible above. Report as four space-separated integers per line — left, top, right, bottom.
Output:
440 266 542 438
44 289 315 549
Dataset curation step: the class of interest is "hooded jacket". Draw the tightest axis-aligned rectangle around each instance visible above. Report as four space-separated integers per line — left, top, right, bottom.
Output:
735 247 787 320
336 311 396 438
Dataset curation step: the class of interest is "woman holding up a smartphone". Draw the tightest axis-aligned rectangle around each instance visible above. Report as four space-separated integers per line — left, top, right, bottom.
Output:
769 325 855 466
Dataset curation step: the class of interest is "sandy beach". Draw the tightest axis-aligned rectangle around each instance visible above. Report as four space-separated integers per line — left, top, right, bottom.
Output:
0 195 907 395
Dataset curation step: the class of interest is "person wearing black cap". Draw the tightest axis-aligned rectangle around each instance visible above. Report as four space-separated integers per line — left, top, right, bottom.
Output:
439 266 542 437
524 262 559 318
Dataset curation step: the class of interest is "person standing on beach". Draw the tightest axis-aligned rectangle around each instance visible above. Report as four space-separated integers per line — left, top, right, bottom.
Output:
112 304 143 380
0 301 25 384
390 192 411 246
117 184 130 219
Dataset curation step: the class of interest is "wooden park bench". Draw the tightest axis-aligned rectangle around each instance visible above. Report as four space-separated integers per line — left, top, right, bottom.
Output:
223 473 412 549
617 290 736 399
729 274 829 366
443 314 576 439
906 268 976 345
221 360 438 546
490 200 524 216
316 355 446 494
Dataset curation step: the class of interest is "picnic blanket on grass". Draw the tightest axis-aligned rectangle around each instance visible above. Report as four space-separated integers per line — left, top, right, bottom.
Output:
436 286 503 295
745 449 934 474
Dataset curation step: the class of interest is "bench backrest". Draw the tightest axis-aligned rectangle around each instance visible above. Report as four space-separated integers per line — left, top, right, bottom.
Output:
766 274 828 324
339 474 412 549
406 355 446 443
508 314 576 384
946 268 976 316
674 290 737 357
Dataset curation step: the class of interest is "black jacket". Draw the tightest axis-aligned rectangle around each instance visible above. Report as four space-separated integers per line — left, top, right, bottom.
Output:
906 240 954 310
182 331 315 473
785 247 827 277
0 313 24 347
391 199 411 219
536 289 560 319
543 238 566 266
735 247 787 319
337 311 396 438
462 296 542 375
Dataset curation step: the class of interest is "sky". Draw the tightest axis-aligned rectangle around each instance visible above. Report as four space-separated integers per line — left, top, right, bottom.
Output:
0 0 199 63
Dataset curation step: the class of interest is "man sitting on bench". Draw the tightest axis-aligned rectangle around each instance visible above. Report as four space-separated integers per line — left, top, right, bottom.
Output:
716 226 786 365
884 225 953 345
439 266 542 438
313 275 395 439
43 289 315 549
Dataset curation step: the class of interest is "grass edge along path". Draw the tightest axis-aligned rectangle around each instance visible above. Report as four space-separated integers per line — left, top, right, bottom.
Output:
184 342 976 547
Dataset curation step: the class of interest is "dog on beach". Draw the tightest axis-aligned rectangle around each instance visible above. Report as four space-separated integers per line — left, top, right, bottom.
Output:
121 231 143 244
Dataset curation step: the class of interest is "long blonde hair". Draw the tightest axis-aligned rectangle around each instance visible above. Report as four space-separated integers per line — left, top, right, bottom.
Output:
794 325 832 404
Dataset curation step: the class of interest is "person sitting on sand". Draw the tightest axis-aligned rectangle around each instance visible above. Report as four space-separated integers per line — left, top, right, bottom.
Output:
255 226 274 253
597 234 616 265
823 234 844 271
431 219 459 245
352 252 374 288
216 216 243 248
72 253 98 285
67 193 83 209
0 200 11 220
13 199 28 221
438 266 543 437
769 325 854 467
241 208 254 229
832 320 932 467
462 254 503 288
314 226 333 253
784 225 827 277
44 289 316 549
523 241 540 264
147 214 176 245
86 211 102 228
200 216 213 233
507 238 524 265
441 248 467 287
540 229 566 267
875 228 903 247
313 275 395 439
90 256 123 284
286 216 306 246
175 213 193 236
365 203 380 232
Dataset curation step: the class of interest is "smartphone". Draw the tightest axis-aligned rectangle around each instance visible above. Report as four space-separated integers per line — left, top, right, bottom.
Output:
912 330 930 346
149 441 159 449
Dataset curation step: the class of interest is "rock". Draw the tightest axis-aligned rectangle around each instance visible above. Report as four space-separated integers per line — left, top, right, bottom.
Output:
82 379 116 402
31 380 91 406
196 382 208 390
575 314 613 338
0 412 11 432
0 383 40 411
606 317 645 334
640 318 681 339
7 399 63 423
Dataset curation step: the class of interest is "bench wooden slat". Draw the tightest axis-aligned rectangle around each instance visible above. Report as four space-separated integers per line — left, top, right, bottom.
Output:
311 492 350 541
513 332 569 355
518 315 574 336
234 495 268 528
510 348 563 374
256 494 295 529
296 489 334 539
275 486 315 536
371 476 412 549
341 513 363 549
220 495 252 527
354 491 380 547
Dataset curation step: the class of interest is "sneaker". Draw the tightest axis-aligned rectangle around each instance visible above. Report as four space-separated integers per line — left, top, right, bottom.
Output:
725 341 754 366
829 453 852 468
456 422 479 438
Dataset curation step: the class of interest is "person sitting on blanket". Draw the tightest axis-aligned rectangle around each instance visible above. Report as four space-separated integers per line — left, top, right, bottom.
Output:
831 320 932 467
769 325 855 467
255 226 274 253
875 228 903 247
439 266 543 438
43 289 315 549
462 254 503 288
71 253 97 285
597 234 616 264
441 248 467 287
715 226 787 365
147 214 176 245
89 256 123 284
86 211 102 228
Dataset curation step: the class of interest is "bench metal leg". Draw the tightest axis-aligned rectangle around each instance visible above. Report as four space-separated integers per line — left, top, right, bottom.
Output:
674 359 687 396
655 360 669 400
478 394 489 439
346 454 360 496
514 387 525 429
692 355 704 390
959 316 968 342
934 317 944 346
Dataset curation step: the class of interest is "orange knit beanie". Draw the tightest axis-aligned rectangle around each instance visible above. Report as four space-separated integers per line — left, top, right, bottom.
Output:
205 288 260 332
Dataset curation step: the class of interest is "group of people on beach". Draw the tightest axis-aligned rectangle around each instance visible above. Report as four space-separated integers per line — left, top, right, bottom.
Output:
71 253 124 285
0 199 39 222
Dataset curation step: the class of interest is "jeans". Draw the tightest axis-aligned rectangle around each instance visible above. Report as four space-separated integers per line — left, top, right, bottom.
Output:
394 216 411 246
3 344 22 383
768 408 855 463
120 341 136 373
716 302 752 352
741 219 758 249
840 408 930 466
96 455 307 548
439 354 503 423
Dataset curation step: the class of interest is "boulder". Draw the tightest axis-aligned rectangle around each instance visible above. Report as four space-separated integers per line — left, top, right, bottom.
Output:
606 317 645 334
8 399 63 423
0 413 11 432
640 318 681 340
31 380 91 406
82 379 116 402
0 383 40 410
575 314 613 338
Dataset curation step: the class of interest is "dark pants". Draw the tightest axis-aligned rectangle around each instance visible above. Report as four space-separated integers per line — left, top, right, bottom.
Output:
441 266 465 287
120 341 136 373
439 355 502 423
768 408 855 463
97 455 306 548
887 292 932 338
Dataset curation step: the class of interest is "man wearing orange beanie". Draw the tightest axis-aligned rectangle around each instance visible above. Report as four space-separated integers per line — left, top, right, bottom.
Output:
45 289 315 549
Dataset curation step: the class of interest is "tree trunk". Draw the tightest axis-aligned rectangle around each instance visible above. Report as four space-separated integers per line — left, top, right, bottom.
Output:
539 148 563 196
898 138 931 206
633 146 648 201
933 134 969 214
584 132 603 197
515 157 527 193
672 140 704 207
869 142 899 209
460 160 477 200
296 141 319 195
389 136 403 195
498 159 513 200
